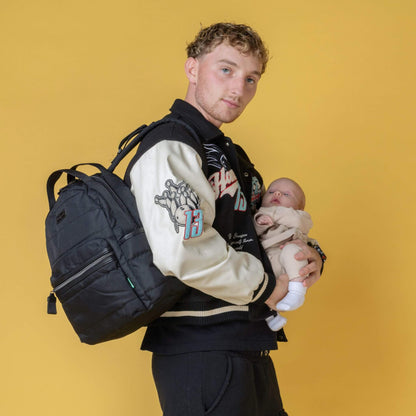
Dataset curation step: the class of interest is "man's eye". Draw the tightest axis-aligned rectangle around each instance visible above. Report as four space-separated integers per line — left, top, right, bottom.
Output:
221 68 231 74
247 77 256 84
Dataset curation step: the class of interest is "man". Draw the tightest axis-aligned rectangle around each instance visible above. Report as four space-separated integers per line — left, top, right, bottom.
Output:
128 22 324 416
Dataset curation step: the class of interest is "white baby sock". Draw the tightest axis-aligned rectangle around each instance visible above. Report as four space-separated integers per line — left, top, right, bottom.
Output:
276 281 307 311
266 313 287 331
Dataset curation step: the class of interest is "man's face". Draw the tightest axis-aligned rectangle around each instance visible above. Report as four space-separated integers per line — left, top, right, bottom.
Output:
185 42 262 127
261 179 304 210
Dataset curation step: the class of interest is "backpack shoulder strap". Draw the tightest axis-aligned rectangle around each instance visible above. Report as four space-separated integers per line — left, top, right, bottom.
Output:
108 117 202 173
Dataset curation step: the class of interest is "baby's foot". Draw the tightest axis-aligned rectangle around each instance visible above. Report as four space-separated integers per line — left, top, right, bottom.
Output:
276 282 307 311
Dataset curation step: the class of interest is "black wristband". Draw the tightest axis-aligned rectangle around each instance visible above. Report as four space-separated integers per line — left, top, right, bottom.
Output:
307 241 327 275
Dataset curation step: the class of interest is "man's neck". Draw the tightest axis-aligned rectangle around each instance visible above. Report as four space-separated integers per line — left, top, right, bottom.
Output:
183 88 223 129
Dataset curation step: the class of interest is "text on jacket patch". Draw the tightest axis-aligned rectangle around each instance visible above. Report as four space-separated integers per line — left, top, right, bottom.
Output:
228 232 255 251
154 179 202 238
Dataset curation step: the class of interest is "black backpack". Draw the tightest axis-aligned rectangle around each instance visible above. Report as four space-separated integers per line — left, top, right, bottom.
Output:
45 118 198 344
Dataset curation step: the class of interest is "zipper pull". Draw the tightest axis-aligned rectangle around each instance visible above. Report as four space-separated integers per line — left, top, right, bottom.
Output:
47 292 57 314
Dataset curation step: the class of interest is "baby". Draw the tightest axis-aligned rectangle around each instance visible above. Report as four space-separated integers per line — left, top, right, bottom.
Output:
254 178 313 331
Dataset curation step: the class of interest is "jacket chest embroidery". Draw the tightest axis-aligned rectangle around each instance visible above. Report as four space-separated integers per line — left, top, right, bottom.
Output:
228 232 255 251
205 144 247 212
251 176 262 211
208 167 247 211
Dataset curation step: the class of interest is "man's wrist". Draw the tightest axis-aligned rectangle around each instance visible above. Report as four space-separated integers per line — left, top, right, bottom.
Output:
307 241 327 273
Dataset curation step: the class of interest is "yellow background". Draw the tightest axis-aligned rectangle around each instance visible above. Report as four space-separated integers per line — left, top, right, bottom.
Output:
1 0 415 415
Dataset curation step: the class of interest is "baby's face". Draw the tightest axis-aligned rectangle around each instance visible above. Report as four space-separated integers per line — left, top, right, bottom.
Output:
262 179 304 210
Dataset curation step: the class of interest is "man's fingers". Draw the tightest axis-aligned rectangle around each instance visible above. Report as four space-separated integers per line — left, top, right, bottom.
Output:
294 250 307 261
302 272 320 288
299 261 318 277
265 274 289 310
281 239 323 288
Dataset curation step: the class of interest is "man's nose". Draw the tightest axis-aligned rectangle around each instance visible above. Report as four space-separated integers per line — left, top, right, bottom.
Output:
230 77 245 96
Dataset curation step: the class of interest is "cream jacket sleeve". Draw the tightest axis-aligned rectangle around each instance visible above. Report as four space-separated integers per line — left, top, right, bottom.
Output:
130 139 270 306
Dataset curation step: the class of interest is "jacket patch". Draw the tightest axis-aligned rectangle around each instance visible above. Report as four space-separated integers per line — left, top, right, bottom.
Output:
209 167 247 211
251 176 262 211
205 144 247 212
155 179 202 237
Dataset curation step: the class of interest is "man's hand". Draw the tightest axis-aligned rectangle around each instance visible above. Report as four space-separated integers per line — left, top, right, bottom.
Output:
286 239 322 288
265 273 289 311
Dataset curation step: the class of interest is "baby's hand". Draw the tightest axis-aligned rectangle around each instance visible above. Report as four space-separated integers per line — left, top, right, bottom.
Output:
256 214 273 226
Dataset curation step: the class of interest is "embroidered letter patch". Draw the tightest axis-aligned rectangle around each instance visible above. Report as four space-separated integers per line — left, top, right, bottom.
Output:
154 179 203 237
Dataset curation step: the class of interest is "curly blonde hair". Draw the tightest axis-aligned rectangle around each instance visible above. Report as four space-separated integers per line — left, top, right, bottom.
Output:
186 23 269 74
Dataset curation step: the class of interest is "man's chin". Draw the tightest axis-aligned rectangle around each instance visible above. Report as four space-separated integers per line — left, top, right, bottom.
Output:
205 108 243 126
220 111 243 124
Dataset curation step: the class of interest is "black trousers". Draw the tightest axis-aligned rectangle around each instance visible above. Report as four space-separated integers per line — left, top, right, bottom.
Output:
152 351 289 416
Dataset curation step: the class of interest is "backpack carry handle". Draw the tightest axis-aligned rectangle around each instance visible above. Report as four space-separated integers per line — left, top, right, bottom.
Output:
47 163 106 209
68 162 109 184
47 119 201 209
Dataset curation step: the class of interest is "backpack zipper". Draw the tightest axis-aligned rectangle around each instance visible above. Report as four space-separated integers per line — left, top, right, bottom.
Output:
53 250 114 293
48 250 115 314
119 227 144 244
47 248 138 314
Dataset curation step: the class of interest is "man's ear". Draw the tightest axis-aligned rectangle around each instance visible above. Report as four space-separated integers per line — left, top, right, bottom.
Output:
185 57 198 83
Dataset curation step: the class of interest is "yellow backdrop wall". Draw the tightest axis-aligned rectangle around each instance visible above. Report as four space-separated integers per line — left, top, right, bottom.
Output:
1 1 415 415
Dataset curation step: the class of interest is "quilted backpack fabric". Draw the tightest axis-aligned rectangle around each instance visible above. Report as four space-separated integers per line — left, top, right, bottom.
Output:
45 120 196 344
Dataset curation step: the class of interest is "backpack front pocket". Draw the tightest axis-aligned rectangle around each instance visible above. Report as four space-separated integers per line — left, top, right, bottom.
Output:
53 248 115 300
49 238 146 344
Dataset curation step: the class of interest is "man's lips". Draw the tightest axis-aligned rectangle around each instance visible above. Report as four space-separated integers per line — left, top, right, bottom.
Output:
222 99 240 108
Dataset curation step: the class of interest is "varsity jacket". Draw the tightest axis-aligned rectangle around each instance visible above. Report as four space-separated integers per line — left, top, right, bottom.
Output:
128 100 276 327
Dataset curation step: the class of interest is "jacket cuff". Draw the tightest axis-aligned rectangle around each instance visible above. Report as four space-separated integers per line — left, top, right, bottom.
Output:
251 271 276 305
248 272 275 321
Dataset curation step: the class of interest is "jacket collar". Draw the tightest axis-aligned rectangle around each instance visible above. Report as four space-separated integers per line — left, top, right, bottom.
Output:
169 99 224 142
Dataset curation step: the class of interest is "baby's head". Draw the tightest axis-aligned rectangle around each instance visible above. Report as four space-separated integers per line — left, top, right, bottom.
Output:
262 178 305 210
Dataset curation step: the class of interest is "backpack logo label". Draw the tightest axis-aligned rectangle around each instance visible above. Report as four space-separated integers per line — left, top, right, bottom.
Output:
155 179 202 237
56 210 66 224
